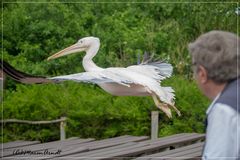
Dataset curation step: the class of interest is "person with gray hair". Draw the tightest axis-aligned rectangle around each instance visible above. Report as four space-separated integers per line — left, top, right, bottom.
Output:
188 30 240 160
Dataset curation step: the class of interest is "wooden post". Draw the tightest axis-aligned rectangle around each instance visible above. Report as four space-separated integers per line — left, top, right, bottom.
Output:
60 117 66 141
151 111 159 140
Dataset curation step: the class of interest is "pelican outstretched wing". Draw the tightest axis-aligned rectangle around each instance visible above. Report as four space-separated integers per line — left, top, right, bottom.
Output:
127 62 173 82
48 70 132 87
49 62 173 86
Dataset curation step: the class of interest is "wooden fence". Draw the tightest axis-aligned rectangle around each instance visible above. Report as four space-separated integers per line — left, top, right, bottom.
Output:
1 111 160 140
0 117 67 140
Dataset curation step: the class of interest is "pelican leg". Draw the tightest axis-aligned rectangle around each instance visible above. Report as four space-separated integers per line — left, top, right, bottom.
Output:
169 104 181 116
152 94 181 118
152 94 172 118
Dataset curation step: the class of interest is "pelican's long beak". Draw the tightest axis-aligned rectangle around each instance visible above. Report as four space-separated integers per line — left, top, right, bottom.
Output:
47 43 86 61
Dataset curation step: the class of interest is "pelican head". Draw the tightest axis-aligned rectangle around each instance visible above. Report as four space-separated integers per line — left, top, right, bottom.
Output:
47 37 100 60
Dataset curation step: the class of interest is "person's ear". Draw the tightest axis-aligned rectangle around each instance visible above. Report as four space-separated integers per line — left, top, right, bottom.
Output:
197 65 208 84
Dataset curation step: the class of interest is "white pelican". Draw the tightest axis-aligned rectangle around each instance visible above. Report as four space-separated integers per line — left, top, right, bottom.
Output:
47 37 181 118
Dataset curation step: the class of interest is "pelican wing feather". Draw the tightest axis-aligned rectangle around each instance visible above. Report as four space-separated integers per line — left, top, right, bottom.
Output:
127 62 173 82
48 70 132 87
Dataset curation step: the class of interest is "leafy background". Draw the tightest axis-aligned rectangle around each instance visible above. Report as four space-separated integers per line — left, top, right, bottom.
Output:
1 0 238 142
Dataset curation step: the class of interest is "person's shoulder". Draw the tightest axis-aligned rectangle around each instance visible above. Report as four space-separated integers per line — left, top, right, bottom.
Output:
207 103 238 127
211 103 237 117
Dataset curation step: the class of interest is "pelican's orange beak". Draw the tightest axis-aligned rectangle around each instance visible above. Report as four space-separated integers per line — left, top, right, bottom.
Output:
47 43 86 61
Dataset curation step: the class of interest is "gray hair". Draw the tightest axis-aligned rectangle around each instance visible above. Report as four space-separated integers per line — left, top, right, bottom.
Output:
188 30 240 83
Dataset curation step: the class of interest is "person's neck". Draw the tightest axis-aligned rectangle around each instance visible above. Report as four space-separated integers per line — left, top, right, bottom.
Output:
207 80 227 100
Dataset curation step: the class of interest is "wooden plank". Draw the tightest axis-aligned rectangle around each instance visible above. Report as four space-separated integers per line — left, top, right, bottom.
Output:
166 151 202 160
1 138 94 157
2 135 148 160
164 145 202 160
2 136 133 158
0 141 40 150
50 142 138 160
65 142 142 159
121 133 200 149
152 143 203 157
48 136 148 160
135 143 203 160
1 134 204 160
144 142 203 158
67 133 203 160
75 135 149 150
69 134 192 159
3 146 89 160
81 133 205 160
2 138 94 159
1 137 80 150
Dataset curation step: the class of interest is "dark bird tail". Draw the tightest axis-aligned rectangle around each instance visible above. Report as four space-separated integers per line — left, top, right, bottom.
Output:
0 60 51 84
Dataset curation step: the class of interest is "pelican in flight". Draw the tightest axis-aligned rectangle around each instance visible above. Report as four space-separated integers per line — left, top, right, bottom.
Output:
47 37 181 118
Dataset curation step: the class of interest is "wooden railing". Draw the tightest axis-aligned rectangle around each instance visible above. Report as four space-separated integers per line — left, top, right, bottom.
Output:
0 117 67 140
1 112 159 141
